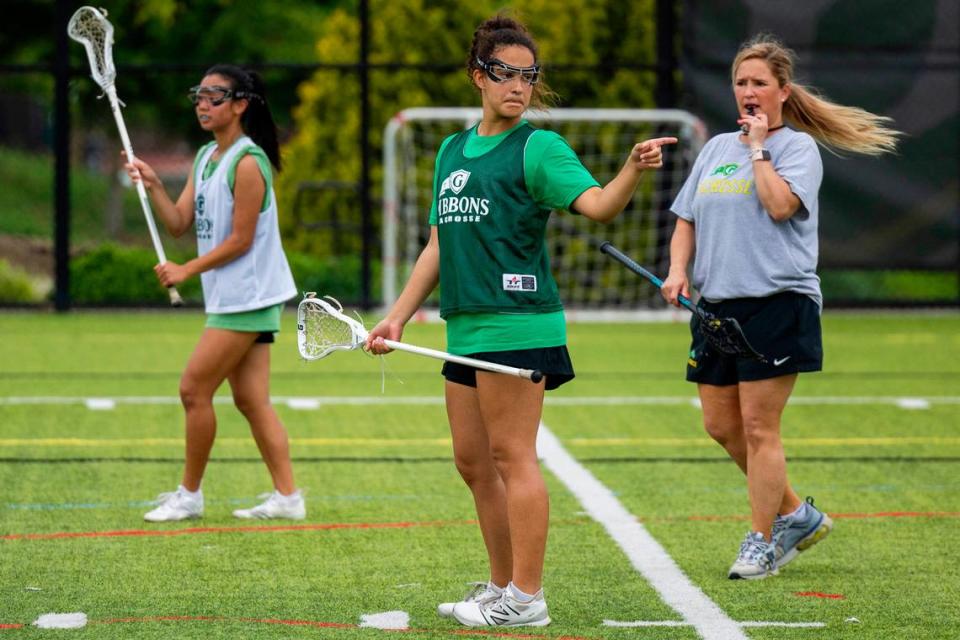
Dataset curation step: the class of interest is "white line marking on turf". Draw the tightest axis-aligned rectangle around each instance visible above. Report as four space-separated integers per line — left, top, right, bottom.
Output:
358 611 409 629
896 397 930 410
84 398 116 410
537 424 746 640
604 620 825 628
33 613 87 629
2 395 960 408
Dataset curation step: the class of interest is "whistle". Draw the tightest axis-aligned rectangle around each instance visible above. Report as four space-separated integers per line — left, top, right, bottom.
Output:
741 105 755 134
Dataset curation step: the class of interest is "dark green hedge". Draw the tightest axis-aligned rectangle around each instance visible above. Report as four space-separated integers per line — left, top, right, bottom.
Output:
68 244 378 305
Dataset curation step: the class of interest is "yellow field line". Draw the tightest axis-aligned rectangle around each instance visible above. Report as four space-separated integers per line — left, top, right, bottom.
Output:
2 436 958 448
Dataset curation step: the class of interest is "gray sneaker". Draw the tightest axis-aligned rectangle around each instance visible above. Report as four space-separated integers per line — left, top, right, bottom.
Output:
437 582 503 619
728 531 778 580
773 497 833 569
452 588 550 627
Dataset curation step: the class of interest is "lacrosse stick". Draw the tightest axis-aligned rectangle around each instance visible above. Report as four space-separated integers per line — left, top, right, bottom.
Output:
599 242 768 362
297 294 544 382
68 6 182 306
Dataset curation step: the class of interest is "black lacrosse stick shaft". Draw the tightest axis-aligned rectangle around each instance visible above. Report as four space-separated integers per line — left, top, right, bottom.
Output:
599 242 767 362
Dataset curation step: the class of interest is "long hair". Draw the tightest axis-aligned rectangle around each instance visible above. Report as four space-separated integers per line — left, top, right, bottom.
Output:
732 34 902 156
467 13 558 110
204 64 282 170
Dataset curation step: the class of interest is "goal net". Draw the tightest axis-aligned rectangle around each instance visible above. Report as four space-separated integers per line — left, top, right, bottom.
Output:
382 107 707 317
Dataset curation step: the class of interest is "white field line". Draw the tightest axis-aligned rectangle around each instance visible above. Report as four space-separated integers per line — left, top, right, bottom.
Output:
1 395 959 408
604 620 825 628
537 424 746 640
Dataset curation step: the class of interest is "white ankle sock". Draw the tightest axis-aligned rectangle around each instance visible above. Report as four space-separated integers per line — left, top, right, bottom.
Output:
785 502 806 518
507 582 539 603
179 485 201 499
488 582 505 594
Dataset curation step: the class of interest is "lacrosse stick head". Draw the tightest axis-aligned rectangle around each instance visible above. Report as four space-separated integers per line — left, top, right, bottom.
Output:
696 310 768 362
67 6 116 91
297 294 368 361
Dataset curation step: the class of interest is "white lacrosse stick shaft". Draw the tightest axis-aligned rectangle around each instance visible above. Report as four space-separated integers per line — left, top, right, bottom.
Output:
69 6 182 307
297 296 543 382
376 337 543 382
106 86 182 306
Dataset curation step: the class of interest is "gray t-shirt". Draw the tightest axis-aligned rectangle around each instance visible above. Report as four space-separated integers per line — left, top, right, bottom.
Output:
670 128 823 309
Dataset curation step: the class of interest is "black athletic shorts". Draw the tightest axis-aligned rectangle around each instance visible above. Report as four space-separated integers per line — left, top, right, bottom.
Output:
441 345 575 391
255 331 275 344
686 291 822 385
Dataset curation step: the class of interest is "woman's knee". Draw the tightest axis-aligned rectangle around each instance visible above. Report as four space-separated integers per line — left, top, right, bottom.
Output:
453 451 498 487
179 379 212 410
741 412 780 449
703 418 741 446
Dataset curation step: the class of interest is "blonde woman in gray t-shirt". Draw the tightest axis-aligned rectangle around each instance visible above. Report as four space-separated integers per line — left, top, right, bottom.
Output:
663 34 901 580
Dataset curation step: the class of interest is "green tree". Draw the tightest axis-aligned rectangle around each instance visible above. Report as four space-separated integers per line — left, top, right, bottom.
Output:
278 0 657 256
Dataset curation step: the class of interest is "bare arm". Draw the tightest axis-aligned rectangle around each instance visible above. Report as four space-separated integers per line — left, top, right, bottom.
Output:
153 155 264 287
660 217 695 307
124 152 196 237
366 225 440 353
752 159 801 221
739 112 801 222
572 137 678 223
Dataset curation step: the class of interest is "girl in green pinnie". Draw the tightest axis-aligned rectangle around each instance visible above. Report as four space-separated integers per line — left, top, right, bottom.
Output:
366 14 676 628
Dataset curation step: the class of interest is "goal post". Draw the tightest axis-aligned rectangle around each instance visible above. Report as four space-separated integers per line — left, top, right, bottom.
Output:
382 107 708 317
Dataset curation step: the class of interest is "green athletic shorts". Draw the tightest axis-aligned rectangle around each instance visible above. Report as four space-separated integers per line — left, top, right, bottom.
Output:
205 303 284 342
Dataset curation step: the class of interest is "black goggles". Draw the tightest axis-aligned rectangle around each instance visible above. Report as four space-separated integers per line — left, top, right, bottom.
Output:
476 57 540 85
187 85 261 106
188 85 235 106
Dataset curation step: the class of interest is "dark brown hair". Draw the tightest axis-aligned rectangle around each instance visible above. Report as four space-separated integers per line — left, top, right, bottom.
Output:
204 64 282 170
466 14 557 109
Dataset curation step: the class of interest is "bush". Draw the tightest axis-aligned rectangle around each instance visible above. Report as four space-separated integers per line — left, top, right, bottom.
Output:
286 250 380 305
69 244 202 305
0 259 39 303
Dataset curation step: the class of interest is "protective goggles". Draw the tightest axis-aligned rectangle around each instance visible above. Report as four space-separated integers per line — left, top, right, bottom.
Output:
187 85 235 106
476 57 540 85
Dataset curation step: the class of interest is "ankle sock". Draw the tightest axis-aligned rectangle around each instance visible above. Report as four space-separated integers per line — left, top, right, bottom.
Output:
179 485 201 499
507 582 539 603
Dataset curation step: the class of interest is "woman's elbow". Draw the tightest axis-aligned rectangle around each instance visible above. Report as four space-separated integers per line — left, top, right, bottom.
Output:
767 202 800 222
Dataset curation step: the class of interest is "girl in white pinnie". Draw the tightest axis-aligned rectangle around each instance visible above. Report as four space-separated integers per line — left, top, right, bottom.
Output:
125 64 304 523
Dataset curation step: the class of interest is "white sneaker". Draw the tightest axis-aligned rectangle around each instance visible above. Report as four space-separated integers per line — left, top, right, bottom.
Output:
143 486 203 522
232 490 306 520
437 582 503 618
728 531 778 580
452 587 550 627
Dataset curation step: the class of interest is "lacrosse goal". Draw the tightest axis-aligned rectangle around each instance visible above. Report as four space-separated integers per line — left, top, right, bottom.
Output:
382 107 708 317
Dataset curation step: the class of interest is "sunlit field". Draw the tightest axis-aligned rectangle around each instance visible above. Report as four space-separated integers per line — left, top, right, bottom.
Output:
1 310 958 639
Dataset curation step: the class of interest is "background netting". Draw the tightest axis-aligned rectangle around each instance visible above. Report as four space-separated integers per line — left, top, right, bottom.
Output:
383 108 707 311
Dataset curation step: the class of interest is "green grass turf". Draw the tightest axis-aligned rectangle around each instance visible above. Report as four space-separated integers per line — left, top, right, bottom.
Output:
1 310 958 638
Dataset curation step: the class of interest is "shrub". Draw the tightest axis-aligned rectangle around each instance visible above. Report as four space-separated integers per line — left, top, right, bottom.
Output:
286 250 380 305
0 259 39 303
69 244 201 305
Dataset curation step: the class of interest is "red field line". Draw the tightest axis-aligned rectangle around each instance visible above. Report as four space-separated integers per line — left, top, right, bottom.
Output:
682 511 960 523
4 614 594 639
1 519 477 542
795 592 845 599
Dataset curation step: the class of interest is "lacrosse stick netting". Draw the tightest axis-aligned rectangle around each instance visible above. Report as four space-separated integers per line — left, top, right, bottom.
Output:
297 295 543 382
297 295 364 360
68 7 183 306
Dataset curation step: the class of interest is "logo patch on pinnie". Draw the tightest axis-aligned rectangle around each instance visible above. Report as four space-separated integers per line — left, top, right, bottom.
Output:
502 274 537 292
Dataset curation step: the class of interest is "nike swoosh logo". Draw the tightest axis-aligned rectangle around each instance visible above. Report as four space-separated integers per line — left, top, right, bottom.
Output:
773 356 791 366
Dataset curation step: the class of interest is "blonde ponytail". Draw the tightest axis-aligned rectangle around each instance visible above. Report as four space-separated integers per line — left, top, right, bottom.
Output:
733 34 902 156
